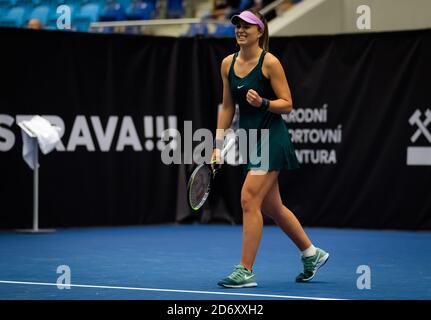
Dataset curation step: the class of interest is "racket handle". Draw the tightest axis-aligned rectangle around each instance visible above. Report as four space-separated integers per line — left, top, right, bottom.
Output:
211 138 235 174
220 138 235 159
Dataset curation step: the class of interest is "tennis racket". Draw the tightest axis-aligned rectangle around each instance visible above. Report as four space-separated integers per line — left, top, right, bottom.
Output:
187 138 235 211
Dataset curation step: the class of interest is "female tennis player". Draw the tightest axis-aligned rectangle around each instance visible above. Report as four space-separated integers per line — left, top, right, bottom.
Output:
212 9 329 288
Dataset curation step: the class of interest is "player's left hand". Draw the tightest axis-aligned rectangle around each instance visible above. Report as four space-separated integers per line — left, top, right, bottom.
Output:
246 89 263 108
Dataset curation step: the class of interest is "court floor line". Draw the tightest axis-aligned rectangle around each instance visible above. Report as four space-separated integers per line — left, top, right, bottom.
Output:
0 280 346 300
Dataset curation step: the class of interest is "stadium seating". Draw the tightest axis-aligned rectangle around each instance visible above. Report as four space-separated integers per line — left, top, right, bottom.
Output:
0 0 13 19
0 0 299 33
99 0 126 21
166 0 183 19
73 2 101 31
126 0 155 21
0 6 26 27
212 23 235 37
183 22 207 36
27 4 50 25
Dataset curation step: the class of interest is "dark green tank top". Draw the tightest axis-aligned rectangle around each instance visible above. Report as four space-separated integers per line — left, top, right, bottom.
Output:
228 50 278 131
228 49 299 172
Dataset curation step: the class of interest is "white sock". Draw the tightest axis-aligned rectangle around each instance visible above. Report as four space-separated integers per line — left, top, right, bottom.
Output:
301 245 317 257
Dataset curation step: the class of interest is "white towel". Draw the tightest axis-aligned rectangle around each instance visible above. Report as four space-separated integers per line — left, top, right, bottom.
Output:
19 115 61 169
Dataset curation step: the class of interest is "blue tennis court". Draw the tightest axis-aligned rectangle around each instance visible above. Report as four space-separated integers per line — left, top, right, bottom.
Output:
1 225 430 300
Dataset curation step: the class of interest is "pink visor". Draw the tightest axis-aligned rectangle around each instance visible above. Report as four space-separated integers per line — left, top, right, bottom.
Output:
231 11 265 31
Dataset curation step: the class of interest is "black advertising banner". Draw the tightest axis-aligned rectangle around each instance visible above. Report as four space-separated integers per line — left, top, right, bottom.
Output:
274 30 431 230
0 27 430 230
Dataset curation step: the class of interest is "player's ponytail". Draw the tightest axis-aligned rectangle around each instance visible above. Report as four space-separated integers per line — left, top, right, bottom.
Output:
249 9 269 51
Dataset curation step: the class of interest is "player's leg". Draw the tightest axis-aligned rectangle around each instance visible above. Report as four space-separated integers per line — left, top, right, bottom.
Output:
261 180 312 250
217 170 278 288
240 170 279 271
261 181 330 282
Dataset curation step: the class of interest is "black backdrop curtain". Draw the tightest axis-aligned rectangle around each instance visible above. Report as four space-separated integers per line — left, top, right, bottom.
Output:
1 27 430 230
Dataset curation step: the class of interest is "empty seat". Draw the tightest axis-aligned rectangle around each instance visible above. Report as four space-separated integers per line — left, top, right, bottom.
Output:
126 0 155 20
99 0 126 21
0 6 26 27
183 22 208 37
0 0 13 19
15 0 34 8
212 23 235 37
36 0 55 5
73 2 100 31
0 0 13 11
27 4 50 25
167 0 183 18
77 2 100 21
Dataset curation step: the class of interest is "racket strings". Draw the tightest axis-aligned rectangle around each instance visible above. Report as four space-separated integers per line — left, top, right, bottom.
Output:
189 166 212 209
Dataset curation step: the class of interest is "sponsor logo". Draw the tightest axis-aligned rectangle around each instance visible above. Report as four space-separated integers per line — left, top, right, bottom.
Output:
407 109 431 166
